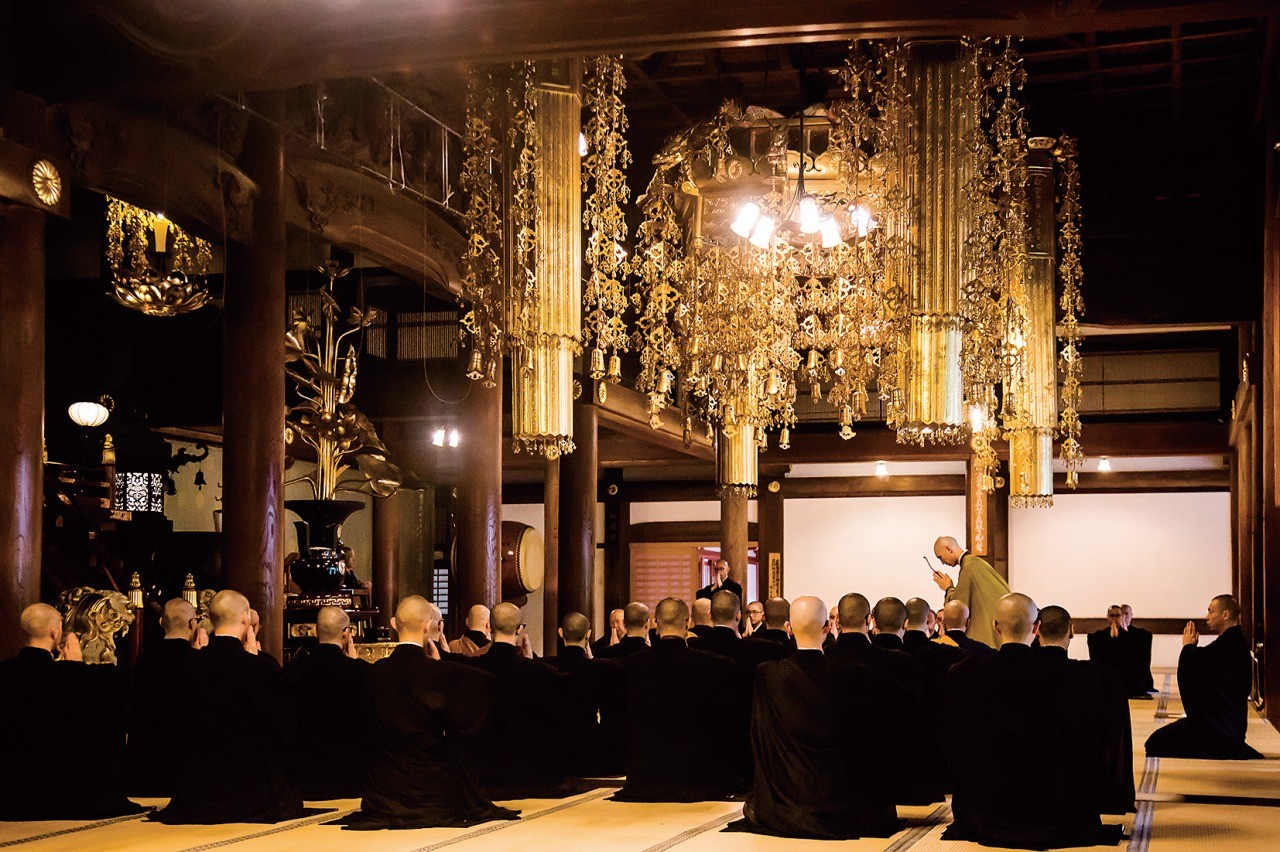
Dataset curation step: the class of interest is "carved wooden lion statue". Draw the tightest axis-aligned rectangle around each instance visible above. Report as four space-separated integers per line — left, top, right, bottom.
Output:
58 587 135 665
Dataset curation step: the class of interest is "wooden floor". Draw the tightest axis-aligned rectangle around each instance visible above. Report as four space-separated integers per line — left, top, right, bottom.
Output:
3 668 1277 851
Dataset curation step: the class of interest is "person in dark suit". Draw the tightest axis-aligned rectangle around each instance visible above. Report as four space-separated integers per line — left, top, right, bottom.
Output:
1038 605 1135 815
154 590 304 824
695 558 742 603
742 596 899 839
1145 594 1263 760
599 602 650 659
466 602 572 799
344 596 517 829
614 597 743 801
0 603 142 820
1087 604 1151 697
286 605 370 800
934 600 995 660
550 611 624 777
755 596 795 650
127 598 204 797
945 593 1119 849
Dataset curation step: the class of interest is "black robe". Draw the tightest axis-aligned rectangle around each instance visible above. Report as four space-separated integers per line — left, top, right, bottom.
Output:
345 643 518 829
695 578 743 602
1039 645 1136 814
548 645 625 777
754 626 796 651
614 637 743 801
598 634 650 659
835 633 943 805
903 630 964 789
1145 625 1263 760
0 647 142 820
466 642 572 798
127 637 195 797
1087 627 1152 697
742 650 899 839
944 643 1119 849
943 629 995 661
154 636 304 824
285 643 371 799
689 624 715 641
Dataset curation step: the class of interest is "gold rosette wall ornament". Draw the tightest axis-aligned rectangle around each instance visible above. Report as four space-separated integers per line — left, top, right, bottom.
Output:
105 197 213 316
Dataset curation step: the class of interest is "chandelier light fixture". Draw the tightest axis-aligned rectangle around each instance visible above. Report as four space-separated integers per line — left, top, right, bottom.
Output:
631 38 1084 502
105 197 213 316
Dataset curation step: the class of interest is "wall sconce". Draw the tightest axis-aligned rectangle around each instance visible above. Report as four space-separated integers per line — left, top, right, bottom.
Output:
875 460 889 479
68 398 111 428
1096 456 1112 473
432 428 461 448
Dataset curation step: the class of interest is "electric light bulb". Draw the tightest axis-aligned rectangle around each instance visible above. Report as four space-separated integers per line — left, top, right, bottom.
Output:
875 460 889 479
968 405 986 432
730 202 762 239
1097 456 1112 472
850 205 873 237
798 194 821 234
819 216 842 248
448 429 460 448
578 132 589 157
431 428 445 447
749 215 776 249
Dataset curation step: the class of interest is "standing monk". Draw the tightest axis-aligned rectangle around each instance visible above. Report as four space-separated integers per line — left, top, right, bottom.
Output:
932 536 1009 648
1145 594 1262 760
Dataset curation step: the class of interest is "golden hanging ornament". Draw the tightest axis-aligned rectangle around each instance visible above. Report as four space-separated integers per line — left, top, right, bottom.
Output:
105 197 213 316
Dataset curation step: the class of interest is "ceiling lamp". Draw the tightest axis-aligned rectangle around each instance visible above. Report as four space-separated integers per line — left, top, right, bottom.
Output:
875 460 889 479
105 198 213 316
68 399 111 428
1096 456 1112 473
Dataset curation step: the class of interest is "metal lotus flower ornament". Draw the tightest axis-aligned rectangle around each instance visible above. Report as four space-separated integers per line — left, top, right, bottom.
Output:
105 196 213 316
285 262 402 499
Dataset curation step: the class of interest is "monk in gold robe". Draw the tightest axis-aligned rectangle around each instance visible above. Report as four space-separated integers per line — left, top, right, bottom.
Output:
932 536 1009 648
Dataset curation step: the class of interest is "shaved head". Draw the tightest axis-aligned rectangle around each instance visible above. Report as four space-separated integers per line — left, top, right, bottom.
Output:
904 597 933 631
994 593 1039 646
623 602 650 635
872 597 907 635
691 598 712 627
560 611 590 645
934 536 964 566
763 597 790 629
465 604 490 632
1211 594 1241 621
491 602 522 638
316 605 351 644
1037 605 1073 646
161 598 197 639
654 597 689 636
711 590 741 626
20 603 62 648
838 593 871 631
208 590 251 633
789 596 828 649
941 600 970 632
394 595 433 631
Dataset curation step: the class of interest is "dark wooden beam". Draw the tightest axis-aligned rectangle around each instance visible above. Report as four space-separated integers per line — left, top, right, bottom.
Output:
630 520 758 544
783 474 967 499
1061 469 1229 493
593 381 715 462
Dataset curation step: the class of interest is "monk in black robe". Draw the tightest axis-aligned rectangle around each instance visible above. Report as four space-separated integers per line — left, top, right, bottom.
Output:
935 600 995 660
754 597 796 650
549 611 625 777
689 598 715 641
286 605 370 799
695 558 743 603
614 597 743 801
1038 605 1136 815
466 602 572 798
1145 594 1263 760
945 593 1119 849
590 608 625 657
1122 604 1156 694
346 596 517 829
741 596 899 839
599 602 650 659
155 591 303 824
127 598 202 797
0 604 142 820
1088 604 1152 697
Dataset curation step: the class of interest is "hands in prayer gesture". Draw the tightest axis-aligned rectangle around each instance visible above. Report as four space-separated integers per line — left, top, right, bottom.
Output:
1182 620 1200 647
932 572 954 592
191 625 209 649
61 631 82 662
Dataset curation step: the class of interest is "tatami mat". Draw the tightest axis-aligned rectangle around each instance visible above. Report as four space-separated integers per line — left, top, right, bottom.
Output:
3 664 1277 850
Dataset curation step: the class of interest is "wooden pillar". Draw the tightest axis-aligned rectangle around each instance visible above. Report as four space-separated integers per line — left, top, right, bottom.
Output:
757 476 785 601
603 468 629 610
455 373 503 625
966 456 1009 580
372 492 400 629
1260 99 1280 727
542 458 560 650
559 402 596 621
721 490 749 594
223 93 287 661
0 205 44 658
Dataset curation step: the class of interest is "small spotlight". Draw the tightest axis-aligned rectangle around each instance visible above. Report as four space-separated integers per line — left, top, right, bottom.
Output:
730 202 762 239
431 428 446 447
1097 456 1112 472
875 460 889 479
448 429 460 448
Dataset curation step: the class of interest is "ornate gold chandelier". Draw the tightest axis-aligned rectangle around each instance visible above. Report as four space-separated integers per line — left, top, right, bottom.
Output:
460 57 630 459
106 196 213 316
632 39 1085 501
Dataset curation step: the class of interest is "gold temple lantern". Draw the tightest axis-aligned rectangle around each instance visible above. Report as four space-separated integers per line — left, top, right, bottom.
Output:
892 43 972 445
509 61 582 459
717 423 759 498
1007 138 1060 507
